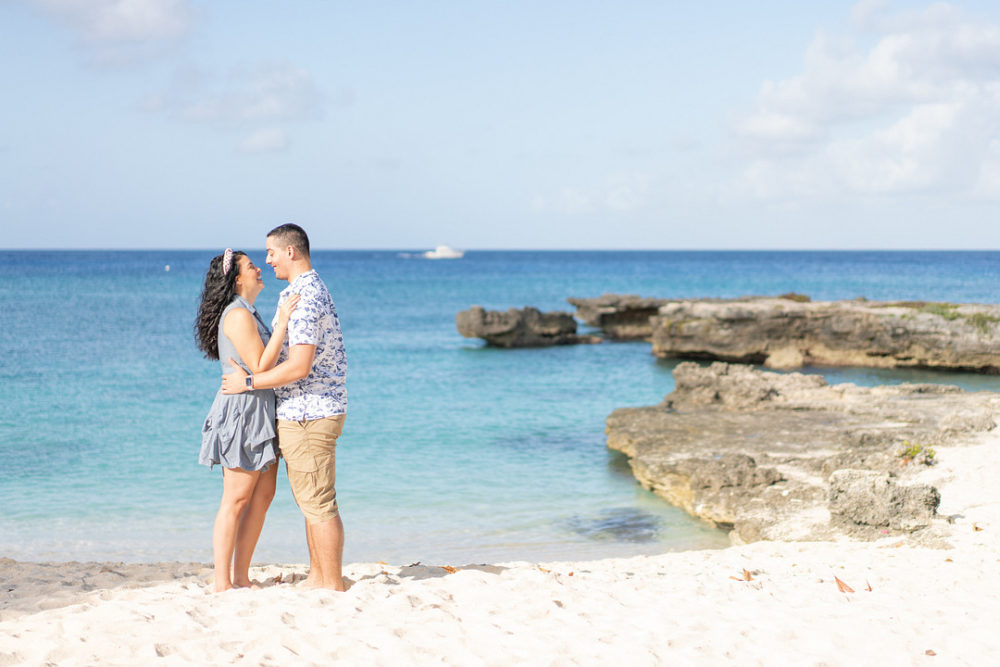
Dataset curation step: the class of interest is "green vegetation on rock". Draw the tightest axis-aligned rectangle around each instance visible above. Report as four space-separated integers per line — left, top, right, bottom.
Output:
898 440 936 466
966 312 1000 333
916 302 961 320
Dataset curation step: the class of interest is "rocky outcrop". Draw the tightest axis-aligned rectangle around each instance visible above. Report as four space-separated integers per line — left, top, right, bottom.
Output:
567 295 671 340
456 306 601 348
605 362 999 543
828 470 941 532
650 297 1000 373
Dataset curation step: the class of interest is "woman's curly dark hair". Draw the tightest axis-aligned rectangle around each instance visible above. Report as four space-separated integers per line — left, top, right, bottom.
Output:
195 251 247 360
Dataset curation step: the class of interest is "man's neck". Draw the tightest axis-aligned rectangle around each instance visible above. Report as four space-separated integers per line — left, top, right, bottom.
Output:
286 260 313 284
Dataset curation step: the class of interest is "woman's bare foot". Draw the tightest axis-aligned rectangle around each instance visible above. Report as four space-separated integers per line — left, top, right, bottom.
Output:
233 578 262 590
214 581 234 593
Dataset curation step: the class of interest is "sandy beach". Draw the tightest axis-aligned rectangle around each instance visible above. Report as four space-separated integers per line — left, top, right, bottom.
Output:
3 432 999 666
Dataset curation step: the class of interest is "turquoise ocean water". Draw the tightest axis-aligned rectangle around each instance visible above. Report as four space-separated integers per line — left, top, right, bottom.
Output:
2 250 999 565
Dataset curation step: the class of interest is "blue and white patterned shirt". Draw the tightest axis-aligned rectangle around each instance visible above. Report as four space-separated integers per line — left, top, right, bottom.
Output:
272 270 347 420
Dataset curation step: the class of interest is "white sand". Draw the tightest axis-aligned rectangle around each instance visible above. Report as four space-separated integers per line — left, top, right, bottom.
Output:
3 434 999 666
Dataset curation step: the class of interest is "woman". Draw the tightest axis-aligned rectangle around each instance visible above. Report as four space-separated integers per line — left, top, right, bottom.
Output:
195 248 299 591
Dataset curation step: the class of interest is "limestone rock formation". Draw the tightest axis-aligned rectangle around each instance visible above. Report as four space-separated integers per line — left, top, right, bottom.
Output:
456 306 600 348
567 294 671 340
605 362 999 543
828 470 941 532
649 297 1000 373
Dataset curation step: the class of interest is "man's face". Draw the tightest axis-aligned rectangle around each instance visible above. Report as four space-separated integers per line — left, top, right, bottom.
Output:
265 236 291 281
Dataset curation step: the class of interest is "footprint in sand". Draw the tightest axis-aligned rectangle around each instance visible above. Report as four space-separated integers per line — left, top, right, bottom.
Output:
185 608 212 628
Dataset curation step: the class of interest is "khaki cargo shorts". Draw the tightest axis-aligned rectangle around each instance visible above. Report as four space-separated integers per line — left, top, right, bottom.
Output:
277 414 345 524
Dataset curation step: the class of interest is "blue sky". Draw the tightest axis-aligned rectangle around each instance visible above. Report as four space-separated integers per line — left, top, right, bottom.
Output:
4 0 1000 249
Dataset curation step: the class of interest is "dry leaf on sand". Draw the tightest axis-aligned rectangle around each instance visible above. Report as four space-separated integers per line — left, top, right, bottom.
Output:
835 576 854 593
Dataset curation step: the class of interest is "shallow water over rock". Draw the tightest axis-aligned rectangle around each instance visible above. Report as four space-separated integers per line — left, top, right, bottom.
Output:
564 507 665 543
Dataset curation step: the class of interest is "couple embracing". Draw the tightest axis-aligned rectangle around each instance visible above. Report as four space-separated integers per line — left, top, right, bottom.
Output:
194 223 348 592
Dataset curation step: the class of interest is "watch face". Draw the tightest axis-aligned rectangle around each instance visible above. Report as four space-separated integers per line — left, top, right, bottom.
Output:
245 375 253 388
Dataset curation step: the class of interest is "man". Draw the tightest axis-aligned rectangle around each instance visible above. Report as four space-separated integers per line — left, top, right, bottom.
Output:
222 223 348 591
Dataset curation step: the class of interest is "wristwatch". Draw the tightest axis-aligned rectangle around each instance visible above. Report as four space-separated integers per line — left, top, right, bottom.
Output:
245 374 254 390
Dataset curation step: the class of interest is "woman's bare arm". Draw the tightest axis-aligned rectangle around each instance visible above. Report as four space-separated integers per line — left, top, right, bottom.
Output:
221 344 315 394
257 295 299 370
221 295 299 374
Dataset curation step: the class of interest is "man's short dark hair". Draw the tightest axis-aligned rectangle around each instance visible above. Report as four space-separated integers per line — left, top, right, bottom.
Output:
267 223 310 258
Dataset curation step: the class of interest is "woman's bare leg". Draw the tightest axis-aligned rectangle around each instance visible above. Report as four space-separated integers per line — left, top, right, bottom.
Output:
212 467 259 592
233 463 277 587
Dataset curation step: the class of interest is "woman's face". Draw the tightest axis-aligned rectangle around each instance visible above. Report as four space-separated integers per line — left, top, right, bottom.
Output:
235 255 264 299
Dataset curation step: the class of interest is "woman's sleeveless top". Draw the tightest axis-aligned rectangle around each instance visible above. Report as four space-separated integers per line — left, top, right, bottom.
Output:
218 296 271 373
199 296 279 471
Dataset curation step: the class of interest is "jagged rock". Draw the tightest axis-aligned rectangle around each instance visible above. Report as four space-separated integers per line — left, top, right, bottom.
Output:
567 294 671 339
650 296 1000 373
456 306 600 348
690 454 783 491
606 362 999 544
668 360 827 408
828 470 941 533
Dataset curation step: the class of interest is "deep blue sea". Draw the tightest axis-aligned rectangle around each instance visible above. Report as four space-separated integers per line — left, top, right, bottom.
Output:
2 250 1000 565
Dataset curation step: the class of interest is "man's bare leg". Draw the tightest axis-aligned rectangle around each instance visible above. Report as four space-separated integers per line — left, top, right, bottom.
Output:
302 518 318 587
302 515 345 591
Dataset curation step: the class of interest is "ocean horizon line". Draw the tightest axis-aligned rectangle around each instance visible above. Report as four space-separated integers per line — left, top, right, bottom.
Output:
3 247 1000 253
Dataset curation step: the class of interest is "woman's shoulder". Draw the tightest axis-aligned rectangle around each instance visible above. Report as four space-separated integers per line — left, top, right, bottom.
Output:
222 304 256 332
222 296 253 312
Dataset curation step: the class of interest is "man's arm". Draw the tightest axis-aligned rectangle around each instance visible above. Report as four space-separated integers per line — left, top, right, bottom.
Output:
221 344 316 393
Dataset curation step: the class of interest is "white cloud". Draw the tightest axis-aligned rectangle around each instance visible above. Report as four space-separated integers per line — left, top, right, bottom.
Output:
28 0 192 63
532 172 651 215
532 188 595 215
669 135 700 152
604 173 650 211
850 0 889 27
730 2 1000 200
143 62 325 151
152 63 324 125
238 128 288 154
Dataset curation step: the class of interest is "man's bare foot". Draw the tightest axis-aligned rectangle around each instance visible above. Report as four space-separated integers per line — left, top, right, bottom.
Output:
298 577 345 592
297 576 320 589
233 579 262 590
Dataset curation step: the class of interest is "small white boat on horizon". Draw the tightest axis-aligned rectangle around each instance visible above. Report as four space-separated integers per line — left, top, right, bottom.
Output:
423 244 465 259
